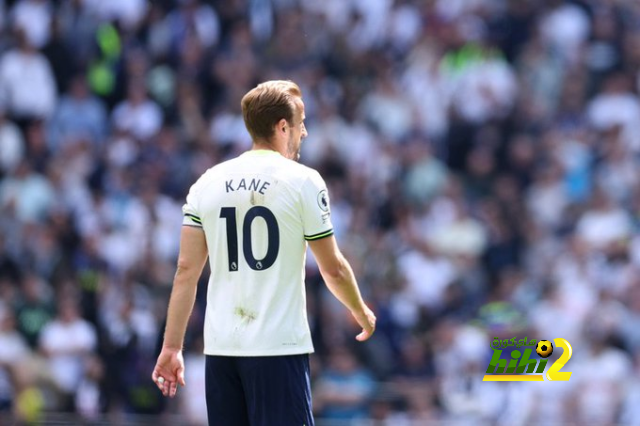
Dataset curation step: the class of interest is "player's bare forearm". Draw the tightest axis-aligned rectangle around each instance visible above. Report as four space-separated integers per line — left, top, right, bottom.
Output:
153 227 206 397
321 256 376 340
321 256 366 313
163 226 208 349
163 270 199 349
309 236 376 340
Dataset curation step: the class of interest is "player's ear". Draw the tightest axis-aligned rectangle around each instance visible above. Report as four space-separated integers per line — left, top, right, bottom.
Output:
277 118 287 133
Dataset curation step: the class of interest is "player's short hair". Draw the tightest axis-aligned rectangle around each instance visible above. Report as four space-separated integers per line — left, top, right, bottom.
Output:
241 80 302 143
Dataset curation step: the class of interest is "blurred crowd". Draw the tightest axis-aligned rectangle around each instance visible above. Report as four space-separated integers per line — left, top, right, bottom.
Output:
1 0 640 424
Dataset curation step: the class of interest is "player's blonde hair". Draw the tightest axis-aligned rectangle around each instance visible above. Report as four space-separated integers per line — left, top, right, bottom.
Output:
241 80 302 143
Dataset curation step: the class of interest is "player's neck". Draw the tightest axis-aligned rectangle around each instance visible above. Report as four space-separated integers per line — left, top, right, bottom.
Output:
251 141 285 157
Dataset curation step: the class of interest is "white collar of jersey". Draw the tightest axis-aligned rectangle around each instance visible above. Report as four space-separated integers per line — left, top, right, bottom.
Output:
243 149 282 157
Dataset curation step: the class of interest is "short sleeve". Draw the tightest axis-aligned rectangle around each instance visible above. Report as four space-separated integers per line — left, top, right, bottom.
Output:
301 171 333 241
182 184 203 228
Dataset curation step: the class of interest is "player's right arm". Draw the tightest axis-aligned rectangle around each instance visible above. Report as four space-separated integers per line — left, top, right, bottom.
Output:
153 177 208 397
152 225 208 397
309 236 376 341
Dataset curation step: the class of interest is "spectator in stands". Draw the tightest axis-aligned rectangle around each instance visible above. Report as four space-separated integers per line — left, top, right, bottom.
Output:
314 347 377 420
0 28 56 123
39 297 97 411
49 74 107 151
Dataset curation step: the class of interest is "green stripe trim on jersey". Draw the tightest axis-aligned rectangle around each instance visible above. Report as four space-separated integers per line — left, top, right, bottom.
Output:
304 229 334 241
185 213 202 224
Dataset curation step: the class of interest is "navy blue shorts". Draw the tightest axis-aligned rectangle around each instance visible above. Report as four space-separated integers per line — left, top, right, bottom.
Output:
205 354 314 426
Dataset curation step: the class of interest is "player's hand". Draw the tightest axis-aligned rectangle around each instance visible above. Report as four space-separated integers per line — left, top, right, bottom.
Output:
353 305 376 342
152 347 186 398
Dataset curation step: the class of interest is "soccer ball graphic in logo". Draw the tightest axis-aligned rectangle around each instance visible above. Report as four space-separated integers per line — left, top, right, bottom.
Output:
536 340 553 358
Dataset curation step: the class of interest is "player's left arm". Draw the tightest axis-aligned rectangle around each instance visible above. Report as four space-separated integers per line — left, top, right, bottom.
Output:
153 225 208 397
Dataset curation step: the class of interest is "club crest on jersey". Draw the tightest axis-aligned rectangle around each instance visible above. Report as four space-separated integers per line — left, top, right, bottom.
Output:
317 190 329 212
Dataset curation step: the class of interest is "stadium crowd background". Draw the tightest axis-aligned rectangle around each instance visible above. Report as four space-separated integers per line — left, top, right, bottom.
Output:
1 0 640 424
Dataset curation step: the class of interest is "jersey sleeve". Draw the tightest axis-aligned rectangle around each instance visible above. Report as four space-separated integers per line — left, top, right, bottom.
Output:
301 171 334 241
182 183 203 228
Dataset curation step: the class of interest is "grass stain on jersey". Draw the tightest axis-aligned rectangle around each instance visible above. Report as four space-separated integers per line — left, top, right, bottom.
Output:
234 307 257 322
250 190 267 205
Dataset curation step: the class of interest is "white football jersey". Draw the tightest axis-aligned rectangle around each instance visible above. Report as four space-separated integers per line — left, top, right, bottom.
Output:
182 150 333 356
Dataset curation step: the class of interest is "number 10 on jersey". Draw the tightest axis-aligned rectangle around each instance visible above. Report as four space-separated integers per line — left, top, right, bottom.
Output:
220 207 280 272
